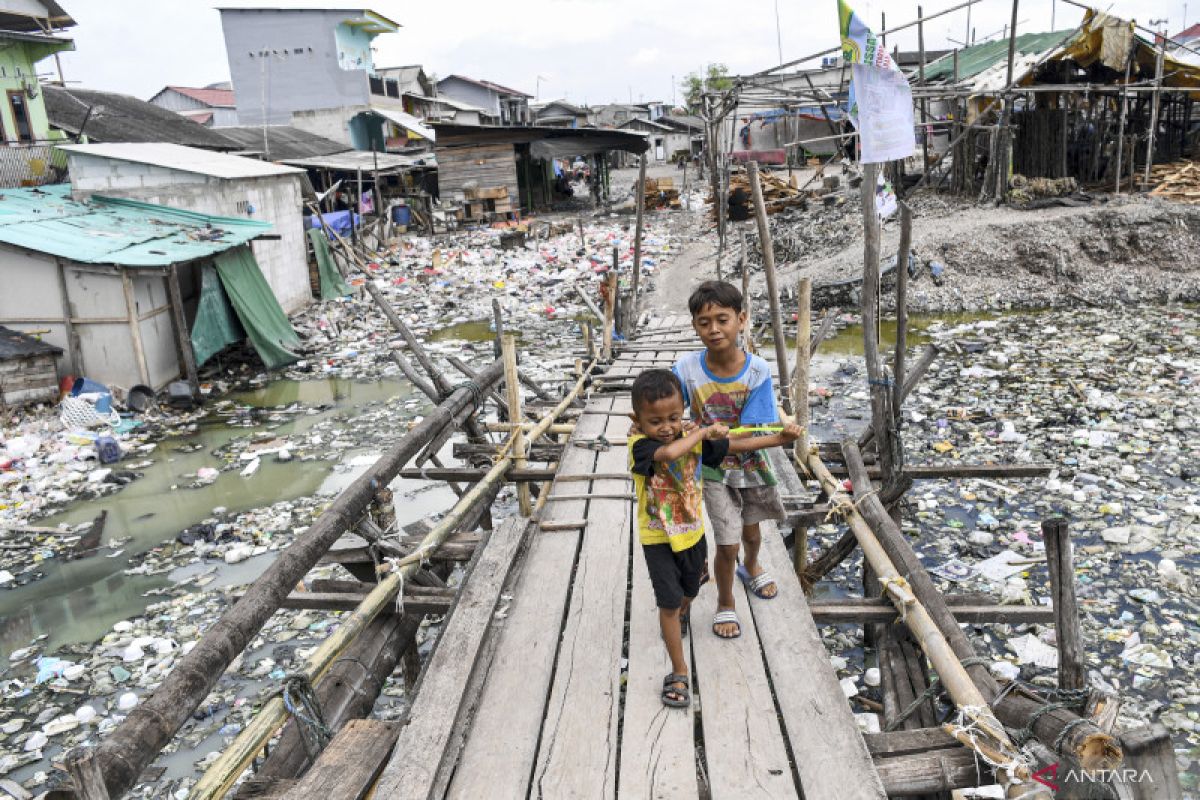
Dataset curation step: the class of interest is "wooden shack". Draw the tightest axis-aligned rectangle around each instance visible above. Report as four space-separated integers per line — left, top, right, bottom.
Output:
0 326 62 407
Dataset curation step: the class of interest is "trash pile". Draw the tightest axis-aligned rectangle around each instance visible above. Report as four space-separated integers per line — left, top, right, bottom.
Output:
0 385 212 588
287 213 685 384
803 304 1199 788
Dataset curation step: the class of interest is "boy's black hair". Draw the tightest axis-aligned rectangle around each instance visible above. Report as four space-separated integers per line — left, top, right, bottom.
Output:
687 280 743 315
630 368 683 413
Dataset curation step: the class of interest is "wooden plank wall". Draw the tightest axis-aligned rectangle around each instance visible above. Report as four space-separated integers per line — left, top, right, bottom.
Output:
436 143 520 200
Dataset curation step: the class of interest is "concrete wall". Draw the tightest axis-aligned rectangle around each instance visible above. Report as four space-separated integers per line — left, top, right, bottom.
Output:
290 105 364 146
221 8 370 125
0 251 183 390
436 77 499 117
68 155 312 314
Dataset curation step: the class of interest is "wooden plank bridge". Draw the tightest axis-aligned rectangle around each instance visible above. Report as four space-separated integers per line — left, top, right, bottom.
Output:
64 317 1181 800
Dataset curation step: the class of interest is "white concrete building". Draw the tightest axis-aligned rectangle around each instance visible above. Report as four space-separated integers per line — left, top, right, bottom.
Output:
58 143 311 314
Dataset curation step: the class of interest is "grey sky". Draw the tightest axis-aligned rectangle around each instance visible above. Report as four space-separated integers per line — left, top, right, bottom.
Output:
54 0 1191 107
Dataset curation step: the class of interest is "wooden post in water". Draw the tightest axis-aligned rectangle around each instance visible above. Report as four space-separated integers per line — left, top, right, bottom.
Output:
1143 34 1166 187
747 160 791 412
491 298 505 360
503 334 531 516
792 277 811 578
602 270 616 360
859 162 894 478
893 204 912 420
738 227 755 354
631 155 647 334
1043 518 1084 691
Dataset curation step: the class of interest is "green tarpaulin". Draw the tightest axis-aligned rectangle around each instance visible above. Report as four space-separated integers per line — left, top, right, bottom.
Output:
190 262 243 366
213 246 301 369
307 228 351 299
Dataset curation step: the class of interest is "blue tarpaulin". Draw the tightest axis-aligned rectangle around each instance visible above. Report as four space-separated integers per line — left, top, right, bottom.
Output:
306 210 360 239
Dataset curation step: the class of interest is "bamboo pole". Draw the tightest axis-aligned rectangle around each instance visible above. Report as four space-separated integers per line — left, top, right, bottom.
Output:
1115 56 1132 194
739 227 756 355
1142 34 1166 187
630 155 647 333
89 360 505 798
747 160 791 410
602 270 616 360
191 366 593 800
809 447 1032 791
503 334 532 516
792 277 811 578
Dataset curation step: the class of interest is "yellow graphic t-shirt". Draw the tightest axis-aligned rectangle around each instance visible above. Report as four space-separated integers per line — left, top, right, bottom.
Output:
628 432 728 552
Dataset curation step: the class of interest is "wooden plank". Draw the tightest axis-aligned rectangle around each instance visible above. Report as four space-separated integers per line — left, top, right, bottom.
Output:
617 348 699 800
863 727 960 757
690 528 796 799
751 519 887 799
531 411 632 797
446 405 608 799
374 516 529 798
281 720 398 800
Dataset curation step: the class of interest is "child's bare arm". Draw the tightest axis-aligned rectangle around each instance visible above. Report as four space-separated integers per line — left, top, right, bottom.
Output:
652 423 728 462
726 422 803 453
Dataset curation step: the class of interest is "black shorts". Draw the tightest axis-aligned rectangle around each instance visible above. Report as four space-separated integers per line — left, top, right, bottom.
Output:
642 537 708 610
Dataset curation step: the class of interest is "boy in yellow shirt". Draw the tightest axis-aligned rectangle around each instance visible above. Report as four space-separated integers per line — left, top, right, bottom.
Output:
628 369 800 707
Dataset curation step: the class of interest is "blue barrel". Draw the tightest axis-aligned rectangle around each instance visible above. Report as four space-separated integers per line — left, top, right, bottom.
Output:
393 205 412 225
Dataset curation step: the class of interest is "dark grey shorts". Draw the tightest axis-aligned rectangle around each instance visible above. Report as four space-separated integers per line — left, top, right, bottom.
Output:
703 482 786 545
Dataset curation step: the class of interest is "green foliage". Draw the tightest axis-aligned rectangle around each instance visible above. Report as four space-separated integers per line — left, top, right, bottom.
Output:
682 63 733 113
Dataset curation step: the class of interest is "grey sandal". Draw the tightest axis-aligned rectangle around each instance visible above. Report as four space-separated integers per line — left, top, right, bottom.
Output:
662 673 690 707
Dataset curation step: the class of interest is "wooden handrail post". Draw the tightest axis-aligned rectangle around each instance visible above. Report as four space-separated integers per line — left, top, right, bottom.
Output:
1043 518 1085 691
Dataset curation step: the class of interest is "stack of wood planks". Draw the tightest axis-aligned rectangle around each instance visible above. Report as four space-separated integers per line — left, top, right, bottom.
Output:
644 177 680 210
462 185 513 221
712 169 807 219
1149 161 1200 202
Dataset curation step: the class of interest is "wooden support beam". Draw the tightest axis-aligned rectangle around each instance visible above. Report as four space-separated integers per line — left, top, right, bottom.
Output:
1043 517 1085 691
503 335 532 516
166 265 199 395
630 155 646 333
65 747 110 800
792 276 811 578
120 270 151 387
233 586 453 615
748 160 790 409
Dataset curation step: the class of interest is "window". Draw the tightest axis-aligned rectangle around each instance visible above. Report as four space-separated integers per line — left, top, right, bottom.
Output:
7 91 33 143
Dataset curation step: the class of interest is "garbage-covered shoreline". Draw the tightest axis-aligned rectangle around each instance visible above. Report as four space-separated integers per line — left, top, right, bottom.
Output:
1 185 1199 795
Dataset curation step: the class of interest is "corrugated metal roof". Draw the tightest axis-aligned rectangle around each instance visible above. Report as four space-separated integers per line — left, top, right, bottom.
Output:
0 184 272 267
923 30 1077 83
45 87 238 149
217 125 348 159
58 142 303 179
164 86 236 108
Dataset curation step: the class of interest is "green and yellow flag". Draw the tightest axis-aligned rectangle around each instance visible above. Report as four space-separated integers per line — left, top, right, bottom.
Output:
837 0 915 164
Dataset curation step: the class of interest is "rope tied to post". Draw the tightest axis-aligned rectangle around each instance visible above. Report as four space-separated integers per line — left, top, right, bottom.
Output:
273 673 332 761
1010 687 1090 748
946 703 1032 787
884 655 992 732
438 379 485 407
